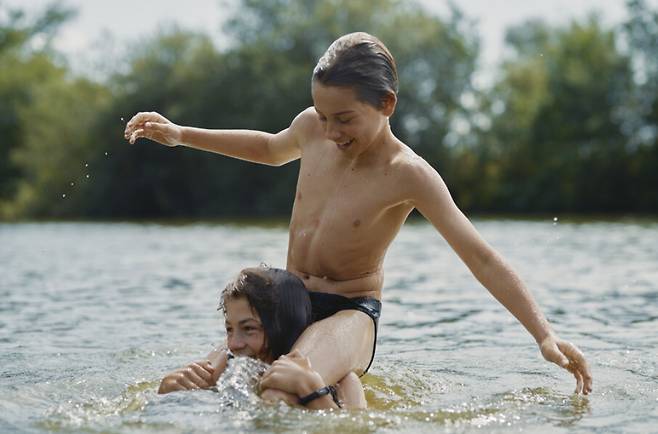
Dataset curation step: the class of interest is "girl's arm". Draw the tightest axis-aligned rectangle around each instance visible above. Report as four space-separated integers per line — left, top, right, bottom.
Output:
123 108 318 166
260 350 366 409
158 347 228 394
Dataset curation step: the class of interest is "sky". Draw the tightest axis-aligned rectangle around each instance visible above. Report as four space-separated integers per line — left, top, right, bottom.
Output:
4 0 655 79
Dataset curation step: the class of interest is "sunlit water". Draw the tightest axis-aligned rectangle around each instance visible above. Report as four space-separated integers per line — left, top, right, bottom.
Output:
1 219 657 433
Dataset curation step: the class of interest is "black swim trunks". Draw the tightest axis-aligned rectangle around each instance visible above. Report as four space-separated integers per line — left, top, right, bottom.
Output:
307 291 382 375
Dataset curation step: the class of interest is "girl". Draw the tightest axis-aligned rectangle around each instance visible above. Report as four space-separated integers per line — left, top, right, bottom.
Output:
158 266 366 410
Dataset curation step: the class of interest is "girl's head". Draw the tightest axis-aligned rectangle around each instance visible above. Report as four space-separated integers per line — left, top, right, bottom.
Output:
219 266 311 363
311 32 398 154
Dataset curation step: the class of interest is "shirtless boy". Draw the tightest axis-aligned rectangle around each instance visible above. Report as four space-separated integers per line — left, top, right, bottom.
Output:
124 32 593 397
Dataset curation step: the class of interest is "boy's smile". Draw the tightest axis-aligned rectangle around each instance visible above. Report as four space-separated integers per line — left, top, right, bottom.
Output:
311 82 391 157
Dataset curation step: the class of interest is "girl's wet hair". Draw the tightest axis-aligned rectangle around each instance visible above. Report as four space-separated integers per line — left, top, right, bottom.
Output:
313 32 398 109
219 265 311 360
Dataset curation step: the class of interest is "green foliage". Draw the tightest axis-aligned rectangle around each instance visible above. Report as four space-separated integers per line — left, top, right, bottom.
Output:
2 0 657 219
0 3 108 218
0 2 74 204
61 0 478 218
459 13 655 213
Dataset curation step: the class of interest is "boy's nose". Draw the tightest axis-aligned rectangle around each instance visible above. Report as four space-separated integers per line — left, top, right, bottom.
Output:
324 123 342 141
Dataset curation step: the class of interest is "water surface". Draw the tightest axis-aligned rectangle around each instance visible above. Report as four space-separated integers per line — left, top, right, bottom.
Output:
1 219 657 433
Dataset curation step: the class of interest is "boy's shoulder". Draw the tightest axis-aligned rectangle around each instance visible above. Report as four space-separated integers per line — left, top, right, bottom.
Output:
289 107 323 143
387 143 446 200
390 142 437 175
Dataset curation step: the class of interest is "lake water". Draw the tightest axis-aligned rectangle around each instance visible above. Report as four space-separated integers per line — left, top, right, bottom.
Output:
1 219 657 433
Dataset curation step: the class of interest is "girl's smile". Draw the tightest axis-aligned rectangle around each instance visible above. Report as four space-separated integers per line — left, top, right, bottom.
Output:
224 297 270 363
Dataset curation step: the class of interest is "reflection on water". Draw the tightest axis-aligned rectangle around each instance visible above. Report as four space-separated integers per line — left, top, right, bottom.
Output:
1 219 657 433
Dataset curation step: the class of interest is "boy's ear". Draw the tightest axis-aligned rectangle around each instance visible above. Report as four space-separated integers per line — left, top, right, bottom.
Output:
381 92 397 117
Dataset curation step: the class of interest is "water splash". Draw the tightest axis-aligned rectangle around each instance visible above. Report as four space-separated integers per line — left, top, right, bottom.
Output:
214 356 270 408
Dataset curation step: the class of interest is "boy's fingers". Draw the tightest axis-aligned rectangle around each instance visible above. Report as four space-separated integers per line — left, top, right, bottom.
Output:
126 113 142 130
127 112 153 128
574 369 583 394
145 121 169 135
130 129 145 144
581 365 593 394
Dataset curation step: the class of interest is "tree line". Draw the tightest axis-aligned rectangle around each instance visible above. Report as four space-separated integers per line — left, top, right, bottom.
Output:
1 0 656 220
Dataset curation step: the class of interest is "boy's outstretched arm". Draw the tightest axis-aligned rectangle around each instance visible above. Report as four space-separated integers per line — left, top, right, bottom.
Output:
123 108 316 166
407 158 593 395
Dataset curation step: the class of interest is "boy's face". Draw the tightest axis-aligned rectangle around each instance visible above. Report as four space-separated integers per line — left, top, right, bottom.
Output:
312 82 392 156
224 297 269 362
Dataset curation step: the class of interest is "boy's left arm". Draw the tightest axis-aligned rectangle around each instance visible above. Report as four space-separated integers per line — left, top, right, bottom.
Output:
407 159 592 394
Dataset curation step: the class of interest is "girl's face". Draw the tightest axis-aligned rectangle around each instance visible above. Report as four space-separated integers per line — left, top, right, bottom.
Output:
312 82 394 157
224 297 270 362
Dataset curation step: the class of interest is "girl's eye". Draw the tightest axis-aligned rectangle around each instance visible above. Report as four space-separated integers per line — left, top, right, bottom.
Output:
338 118 351 124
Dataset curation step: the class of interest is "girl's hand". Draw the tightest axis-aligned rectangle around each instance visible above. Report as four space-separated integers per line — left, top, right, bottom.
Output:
260 388 300 406
259 349 325 397
158 360 217 394
539 334 593 395
124 111 182 147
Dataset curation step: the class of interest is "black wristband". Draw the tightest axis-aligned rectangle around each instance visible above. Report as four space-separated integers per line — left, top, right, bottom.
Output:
298 386 332 406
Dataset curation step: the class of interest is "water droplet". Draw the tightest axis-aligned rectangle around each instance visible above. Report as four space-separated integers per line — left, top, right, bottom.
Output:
553 217 558 222
121 117 125 122
70 182 74 186
62 194 66 198
86 174 90 178
540 53 544 57
85 163 88 168
104 152 108 156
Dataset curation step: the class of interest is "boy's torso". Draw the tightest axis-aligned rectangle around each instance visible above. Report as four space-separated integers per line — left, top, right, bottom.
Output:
287 121 422 299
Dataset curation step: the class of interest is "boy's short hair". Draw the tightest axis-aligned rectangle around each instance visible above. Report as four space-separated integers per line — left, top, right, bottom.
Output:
313 32 398 109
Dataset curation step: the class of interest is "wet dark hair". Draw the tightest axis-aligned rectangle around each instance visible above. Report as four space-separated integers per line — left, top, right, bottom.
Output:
313 32 398 109
219 266 311 360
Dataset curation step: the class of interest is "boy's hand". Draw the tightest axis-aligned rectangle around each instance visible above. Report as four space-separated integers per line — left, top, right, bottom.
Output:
539 335 593 395
158 360 216 394
124 111 182 147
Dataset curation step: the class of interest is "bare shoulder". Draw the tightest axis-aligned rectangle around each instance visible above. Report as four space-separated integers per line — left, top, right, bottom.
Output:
390 144 450 204
391 144 443 184
289 107 323 145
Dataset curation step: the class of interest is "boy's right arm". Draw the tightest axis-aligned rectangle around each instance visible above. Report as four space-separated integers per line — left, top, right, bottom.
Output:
124 108 317 166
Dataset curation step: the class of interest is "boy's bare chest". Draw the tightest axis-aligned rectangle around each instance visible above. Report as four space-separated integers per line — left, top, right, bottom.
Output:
293 157 397 228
